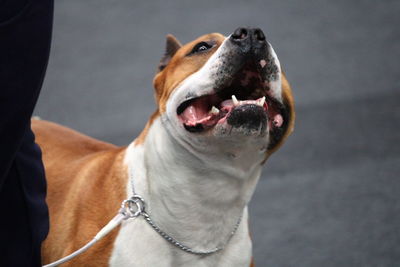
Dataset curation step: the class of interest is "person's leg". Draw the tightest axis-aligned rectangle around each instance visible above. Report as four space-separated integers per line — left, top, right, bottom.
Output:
0 0 53 266
16 128 50 266
0 165 34 267
0 0 54 186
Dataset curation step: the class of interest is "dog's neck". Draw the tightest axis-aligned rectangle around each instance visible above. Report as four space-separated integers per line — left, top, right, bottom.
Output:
126 117 264 252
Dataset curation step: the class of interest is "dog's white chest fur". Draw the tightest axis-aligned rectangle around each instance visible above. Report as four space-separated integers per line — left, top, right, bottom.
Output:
109 119 255 266
110 208 252 267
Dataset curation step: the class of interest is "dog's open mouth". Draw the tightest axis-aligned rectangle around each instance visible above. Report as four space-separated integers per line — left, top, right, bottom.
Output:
177 61 285 133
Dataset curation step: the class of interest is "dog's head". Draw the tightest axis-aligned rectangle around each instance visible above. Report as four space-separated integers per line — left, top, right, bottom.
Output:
148 27 294 161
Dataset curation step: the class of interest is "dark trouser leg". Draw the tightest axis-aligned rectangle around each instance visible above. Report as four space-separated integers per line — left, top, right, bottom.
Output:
0 0 54 266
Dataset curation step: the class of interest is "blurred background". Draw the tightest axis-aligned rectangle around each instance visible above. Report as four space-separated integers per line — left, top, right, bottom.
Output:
35 0 400 266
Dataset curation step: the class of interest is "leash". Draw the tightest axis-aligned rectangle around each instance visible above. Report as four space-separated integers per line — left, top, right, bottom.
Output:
43 171 243 266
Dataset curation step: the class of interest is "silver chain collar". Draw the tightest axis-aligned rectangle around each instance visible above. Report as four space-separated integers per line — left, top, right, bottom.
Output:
125 172 243 255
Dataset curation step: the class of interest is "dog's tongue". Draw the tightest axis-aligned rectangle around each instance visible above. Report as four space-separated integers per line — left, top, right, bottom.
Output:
181 98 212 126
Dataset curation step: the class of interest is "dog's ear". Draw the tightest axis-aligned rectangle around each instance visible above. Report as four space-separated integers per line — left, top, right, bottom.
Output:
158 34 182 72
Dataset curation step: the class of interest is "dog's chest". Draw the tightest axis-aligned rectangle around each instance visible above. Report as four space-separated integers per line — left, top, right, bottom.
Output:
109 131 255 266
109 211 252 267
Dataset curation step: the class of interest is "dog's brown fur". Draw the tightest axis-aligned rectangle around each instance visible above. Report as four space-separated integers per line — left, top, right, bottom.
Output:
33 120 127 266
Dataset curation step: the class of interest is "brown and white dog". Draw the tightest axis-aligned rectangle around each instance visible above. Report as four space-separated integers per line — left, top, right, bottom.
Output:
34 27 295 266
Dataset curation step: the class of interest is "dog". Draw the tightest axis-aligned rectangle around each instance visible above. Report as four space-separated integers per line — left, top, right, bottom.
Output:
33 27 295 267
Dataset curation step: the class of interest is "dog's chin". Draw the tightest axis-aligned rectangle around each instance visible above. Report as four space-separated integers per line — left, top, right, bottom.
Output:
212 104 268 138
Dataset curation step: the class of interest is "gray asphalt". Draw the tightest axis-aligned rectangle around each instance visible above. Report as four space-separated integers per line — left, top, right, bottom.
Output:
35 0 400 266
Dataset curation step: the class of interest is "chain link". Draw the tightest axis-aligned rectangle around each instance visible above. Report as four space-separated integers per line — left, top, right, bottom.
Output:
141 211 242 255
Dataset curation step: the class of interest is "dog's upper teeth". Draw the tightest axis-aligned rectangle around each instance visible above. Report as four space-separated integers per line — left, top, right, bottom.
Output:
232 95 239 106
210 106 220 115
258 96 266 107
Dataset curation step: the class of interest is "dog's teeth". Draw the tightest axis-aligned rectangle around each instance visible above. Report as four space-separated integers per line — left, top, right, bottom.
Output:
258 96 266 107
232 95 239 106
210 106 220 115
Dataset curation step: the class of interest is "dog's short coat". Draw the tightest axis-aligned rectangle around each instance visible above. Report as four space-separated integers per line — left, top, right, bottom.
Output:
34 27 295 266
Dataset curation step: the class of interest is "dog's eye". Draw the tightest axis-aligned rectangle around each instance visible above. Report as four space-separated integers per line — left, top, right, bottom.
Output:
189 42 213 55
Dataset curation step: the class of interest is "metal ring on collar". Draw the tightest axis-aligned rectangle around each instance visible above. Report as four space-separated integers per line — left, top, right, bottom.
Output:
121 195 146 218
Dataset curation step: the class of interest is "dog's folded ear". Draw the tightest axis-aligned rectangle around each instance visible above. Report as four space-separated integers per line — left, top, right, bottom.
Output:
158 34 182 72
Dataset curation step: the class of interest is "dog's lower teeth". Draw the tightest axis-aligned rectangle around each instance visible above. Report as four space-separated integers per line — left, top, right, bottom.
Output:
258 96 266 107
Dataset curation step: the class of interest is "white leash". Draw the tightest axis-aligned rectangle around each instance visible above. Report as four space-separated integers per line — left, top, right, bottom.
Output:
42 195 146 267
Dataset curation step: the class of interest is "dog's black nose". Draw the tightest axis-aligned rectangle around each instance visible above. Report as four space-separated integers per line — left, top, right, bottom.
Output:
231 27 266 43
230 27 268 55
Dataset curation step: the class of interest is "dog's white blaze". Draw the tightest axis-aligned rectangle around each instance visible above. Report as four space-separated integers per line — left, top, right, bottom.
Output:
110 118 255 266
